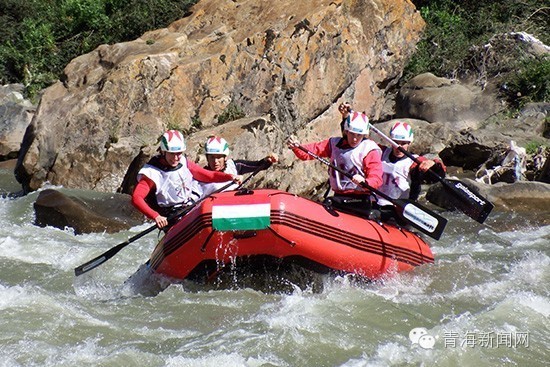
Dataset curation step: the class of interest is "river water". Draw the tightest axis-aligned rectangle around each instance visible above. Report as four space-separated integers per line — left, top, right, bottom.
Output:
1 168 548 366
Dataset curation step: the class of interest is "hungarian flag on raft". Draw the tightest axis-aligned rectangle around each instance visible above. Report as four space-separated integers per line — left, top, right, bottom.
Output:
211 195 271 231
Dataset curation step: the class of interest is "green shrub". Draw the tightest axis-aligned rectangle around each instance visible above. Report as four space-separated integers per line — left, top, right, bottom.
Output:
502 55 550 108
217 103 245 125
525 140 548 155
0 0 198 98
191 116 202 130
405 0 549 82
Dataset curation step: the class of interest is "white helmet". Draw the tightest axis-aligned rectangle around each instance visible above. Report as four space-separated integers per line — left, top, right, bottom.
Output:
389 122 414 142
205 136 230 156
159 130 186 153
344 111 370 135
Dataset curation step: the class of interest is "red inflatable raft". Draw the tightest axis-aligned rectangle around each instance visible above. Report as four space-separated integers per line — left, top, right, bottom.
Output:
148 189 434 282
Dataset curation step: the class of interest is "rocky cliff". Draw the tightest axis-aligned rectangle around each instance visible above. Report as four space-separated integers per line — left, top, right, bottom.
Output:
14 0 425 194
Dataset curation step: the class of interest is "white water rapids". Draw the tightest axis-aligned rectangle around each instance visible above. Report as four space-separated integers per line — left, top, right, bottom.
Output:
1 169 549 366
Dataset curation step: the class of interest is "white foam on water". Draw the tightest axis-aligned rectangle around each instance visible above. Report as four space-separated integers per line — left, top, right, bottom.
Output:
0 283 111 329
0 283 27 310
0 356 22 367
504 250 550 284
516 293 550 318
343 249 549 366
165 352 287 367
446 250 550 306
0 216 116 275
73 273 124 301
432 231 509 256
498 224 550 244
12 337 163 367
260 287 322 333
1 188 549 366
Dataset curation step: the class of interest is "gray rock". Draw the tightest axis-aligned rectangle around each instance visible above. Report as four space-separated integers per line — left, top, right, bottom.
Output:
426 177 550 213
0 84 35 159
33 188 144 234
395 73 501 128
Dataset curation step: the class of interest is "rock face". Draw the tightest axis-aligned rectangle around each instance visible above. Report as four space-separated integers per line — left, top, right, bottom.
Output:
14 0 425 194
0 84 35 160
395 73 501 130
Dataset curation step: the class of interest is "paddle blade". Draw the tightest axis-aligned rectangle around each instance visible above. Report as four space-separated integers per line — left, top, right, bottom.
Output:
398 200 447 240
74 223 159 276
74 241 129 276
441 178 493 223
74 254 108 276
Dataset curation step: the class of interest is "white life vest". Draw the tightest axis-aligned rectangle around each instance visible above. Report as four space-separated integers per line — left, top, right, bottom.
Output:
377 147 416 206
137 158 201 207
199 159 238 197
328 137 381 193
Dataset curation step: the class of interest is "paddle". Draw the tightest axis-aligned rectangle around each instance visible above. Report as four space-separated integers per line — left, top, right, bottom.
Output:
291 143 447 240
73 182 234 276
74 161 272 276
368 123 494 223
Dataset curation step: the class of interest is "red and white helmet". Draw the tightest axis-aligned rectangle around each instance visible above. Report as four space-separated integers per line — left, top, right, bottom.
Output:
389 122 414 142
205 136 230 156
159 130 186 153
344 111 370 135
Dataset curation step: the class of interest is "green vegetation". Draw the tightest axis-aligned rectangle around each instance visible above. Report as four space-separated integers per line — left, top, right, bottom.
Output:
0 0 197 98
525 140 548 155
184 115 203 135
1 0 548 111
217 102 245 125
407 0 549 108
503 55 550 109
190 116 202 130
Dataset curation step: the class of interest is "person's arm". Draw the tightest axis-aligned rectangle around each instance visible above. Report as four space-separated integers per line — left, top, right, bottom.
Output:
411 156 447 183
338 102 351 135
234 153 278 174
361 149 383 189
349 149 383 190
188 159 236 182
288 138 332 160
234 159 268 174
407 156 446 200
132 177 160 220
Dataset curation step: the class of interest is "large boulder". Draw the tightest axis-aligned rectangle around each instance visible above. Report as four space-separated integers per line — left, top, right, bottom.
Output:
15 0 425 195
395 73 501 129
33 188 144 234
